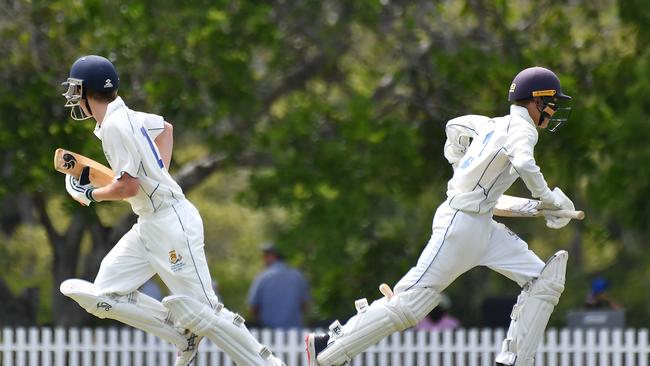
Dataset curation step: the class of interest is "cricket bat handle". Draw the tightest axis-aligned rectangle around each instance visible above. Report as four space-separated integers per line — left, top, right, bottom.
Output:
542 209 585 220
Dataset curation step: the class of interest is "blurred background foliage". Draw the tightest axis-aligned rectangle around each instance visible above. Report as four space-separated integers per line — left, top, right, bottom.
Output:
1 0 649 328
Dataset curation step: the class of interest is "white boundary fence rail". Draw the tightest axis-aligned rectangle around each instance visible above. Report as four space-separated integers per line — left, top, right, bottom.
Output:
1 327 649 366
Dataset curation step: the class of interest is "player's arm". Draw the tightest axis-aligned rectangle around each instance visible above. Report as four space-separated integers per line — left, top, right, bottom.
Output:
154 121 173 169
444 115 488 169
506 125 577 228
90 173 140 202
92 122 141 202
506 125 555 203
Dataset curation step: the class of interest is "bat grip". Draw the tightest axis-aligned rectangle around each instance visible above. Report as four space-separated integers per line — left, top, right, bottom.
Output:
544 209 585 220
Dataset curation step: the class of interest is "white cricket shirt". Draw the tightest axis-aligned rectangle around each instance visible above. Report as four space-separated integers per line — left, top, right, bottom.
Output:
94 97 185 215
444 105 553 214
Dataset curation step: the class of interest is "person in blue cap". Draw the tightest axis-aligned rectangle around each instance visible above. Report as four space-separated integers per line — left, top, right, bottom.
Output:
585 278 621 310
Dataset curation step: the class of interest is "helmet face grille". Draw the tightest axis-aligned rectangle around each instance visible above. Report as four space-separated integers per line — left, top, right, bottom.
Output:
62 78 83 105
61 78 92 121
548 105 572 132
539 96 572 132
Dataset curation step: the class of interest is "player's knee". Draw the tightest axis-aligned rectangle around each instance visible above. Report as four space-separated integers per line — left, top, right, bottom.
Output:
529 250 568 305
387 287 441 330
60 278 114 319
60 278 95 302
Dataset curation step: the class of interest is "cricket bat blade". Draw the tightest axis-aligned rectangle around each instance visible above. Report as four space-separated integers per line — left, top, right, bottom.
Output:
53 148 114 187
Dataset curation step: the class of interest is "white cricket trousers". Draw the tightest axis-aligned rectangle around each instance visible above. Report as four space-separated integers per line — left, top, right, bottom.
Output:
395 199 545 294
94 199 218 307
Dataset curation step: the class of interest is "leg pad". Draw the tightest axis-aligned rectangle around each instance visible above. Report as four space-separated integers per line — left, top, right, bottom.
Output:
495 251 568 366
317 287 441 365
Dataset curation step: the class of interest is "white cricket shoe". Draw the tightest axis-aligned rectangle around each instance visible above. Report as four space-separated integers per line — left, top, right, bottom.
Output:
175 331 202 366
306 333 330 366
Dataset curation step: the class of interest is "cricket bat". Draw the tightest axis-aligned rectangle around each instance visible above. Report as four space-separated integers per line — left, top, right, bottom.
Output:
494 194 585 220
53 148 114 187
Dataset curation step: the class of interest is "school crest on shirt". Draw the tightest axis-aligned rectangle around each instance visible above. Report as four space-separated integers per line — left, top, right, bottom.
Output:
169 250 186 272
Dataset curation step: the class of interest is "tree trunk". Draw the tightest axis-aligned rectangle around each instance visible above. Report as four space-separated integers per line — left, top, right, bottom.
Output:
34 194 90 326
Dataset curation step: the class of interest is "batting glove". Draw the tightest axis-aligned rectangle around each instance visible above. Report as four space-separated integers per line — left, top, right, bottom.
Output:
543 187 575 229
65 167 97 206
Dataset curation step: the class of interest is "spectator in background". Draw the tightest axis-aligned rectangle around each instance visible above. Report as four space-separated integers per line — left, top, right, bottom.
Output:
415 294 460 331
248 243 311 329
585 277 622 310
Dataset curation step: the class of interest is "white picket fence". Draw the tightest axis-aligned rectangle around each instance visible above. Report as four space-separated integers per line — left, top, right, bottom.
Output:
1 327 649 366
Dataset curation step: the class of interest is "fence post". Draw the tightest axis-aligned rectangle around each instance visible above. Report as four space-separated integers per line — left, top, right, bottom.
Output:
69 327 79 366
119 328 130 366
455 328 466 366
573 328 584 366
612 328 623 366
625 329 636 366
132 329 143 366
414 330 426 366
442 330 453 365
585 328 597 366
478 328 491 366
95 327 106 366
3 327 14 366
53 327 66 366
545 328 558 366
467 329 478 366
16 327 26 366
80 328 92 366
403 330 414 366
27 327 38 366
559 328 570 366
597 328 609 366
287 328 301 366
637 329 650 366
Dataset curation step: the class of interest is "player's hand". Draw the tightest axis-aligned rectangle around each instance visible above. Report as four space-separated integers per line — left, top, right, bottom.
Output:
65 167 96 206
543 187 575 229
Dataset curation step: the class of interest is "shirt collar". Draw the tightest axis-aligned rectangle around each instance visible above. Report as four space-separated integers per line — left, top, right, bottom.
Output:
93 96 125 139
104 96 125 121
510 104 535 126
269 261 287 270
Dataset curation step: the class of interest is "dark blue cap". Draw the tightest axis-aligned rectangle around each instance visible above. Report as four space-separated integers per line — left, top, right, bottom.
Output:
68 55 119 92
591 278 609 296
508 66 571 102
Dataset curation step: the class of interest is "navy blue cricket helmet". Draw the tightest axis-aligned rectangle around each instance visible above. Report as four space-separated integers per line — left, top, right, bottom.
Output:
62 55 119 120
508 67 571 102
